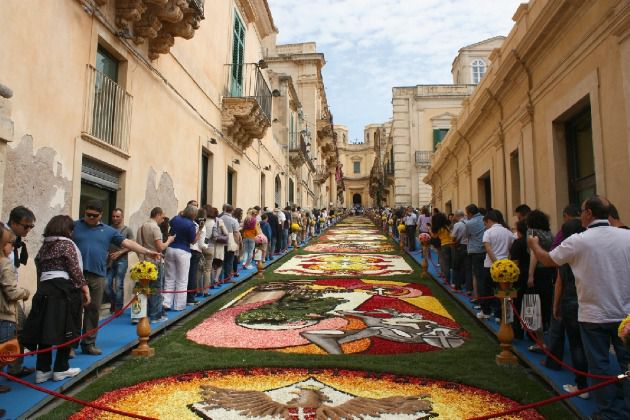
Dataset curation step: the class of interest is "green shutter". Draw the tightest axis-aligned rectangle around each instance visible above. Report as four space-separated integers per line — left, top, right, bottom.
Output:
231 13 245 96
433 129 448 151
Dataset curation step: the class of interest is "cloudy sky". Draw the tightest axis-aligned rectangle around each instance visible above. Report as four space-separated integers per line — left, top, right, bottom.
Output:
267 0 523 141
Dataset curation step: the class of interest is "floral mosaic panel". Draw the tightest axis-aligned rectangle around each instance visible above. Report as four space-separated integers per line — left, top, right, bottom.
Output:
304 241 396 253
274 254 412 277
186 279 467 354
70 368 543 420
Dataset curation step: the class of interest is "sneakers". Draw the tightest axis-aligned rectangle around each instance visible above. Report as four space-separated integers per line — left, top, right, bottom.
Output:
53 367 81 381
151 316 168 324
35 370 53 384
563 384 589 399
244 265 254 270
476 311 490 319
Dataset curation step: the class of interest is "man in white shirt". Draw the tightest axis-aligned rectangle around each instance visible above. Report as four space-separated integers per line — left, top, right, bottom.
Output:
478 210 514 319
404 207 418 251
529 196 630 418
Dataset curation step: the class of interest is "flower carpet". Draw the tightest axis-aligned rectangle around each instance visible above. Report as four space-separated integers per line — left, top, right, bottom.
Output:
186 279 467 354
70 368 544 420
303 241 395 253
274 254 412 276
49 216 570 419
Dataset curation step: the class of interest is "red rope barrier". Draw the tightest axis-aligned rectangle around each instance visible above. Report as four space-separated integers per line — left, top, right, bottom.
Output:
7 295 138 358
508 301 617 380
466 374 626 420
0 372 157 420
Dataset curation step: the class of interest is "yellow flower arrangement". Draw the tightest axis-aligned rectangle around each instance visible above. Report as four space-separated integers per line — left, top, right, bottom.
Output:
291 223 301 232
490 259 520 283
397 223 406 233
618 314 630 347
130 261 159 281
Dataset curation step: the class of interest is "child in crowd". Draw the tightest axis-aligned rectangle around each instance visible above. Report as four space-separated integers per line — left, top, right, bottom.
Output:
0 223 30 393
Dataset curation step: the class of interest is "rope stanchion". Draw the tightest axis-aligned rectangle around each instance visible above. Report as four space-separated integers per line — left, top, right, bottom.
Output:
0 372 157 420
6 295 139 359
466 373 627 420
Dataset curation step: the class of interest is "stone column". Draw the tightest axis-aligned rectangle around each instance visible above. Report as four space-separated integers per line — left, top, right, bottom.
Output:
0 83 14 218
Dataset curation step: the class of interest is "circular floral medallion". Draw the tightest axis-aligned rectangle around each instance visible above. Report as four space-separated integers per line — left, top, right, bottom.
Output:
70 368 543 420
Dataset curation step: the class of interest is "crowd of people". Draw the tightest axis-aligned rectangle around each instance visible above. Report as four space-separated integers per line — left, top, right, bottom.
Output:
0 200 341 410
373 196 630 419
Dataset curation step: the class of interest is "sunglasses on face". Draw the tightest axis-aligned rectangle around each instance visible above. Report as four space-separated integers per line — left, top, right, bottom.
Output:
19 223 35 230
85 212 101 219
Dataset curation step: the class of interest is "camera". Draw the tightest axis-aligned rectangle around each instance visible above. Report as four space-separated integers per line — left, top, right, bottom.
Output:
195 217 206 226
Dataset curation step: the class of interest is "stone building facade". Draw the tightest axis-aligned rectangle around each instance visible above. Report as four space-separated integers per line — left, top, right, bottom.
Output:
425 0 630 229
336 125 374 208
0 0 335 294
390 37 502 208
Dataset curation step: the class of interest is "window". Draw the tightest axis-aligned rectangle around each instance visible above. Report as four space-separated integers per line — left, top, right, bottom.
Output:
566 107 595 205
274 175 281 207
92 46 120 144
289 178 295 204
230 12 245 96
260 173 266 208
227 168 236 205
478 171 492 210
80 157 120 224
471 59 486 84
433 128 449 151
200 151 213 206
353 161 360 174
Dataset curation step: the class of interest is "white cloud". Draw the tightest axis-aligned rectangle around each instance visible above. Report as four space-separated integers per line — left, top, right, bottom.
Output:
268 0 523 139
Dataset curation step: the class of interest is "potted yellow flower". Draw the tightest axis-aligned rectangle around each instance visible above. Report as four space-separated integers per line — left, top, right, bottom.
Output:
490 259 520 291
130 261 158 295
619 314 630 348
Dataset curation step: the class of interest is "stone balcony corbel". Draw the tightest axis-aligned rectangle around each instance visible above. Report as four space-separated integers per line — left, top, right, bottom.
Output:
221 98 270 151
98 0 204 60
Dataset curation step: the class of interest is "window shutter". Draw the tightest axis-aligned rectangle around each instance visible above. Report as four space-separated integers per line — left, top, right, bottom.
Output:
231 14 245 96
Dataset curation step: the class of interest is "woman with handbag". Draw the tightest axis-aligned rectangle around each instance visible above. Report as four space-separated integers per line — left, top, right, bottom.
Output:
203 206 228 288
21 216 90 384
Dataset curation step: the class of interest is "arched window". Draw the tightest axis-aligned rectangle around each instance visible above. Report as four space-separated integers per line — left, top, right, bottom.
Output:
471 59 486 84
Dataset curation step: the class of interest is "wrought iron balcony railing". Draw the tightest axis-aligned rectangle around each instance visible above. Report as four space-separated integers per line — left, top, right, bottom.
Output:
415 150 433 167
224 63 271 123
83 64 133 152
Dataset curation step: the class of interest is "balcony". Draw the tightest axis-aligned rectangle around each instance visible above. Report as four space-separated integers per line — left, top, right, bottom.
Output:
313 164 330 184
82 65 133 153
100 0 205 60
415 150 433 168
222 63 272 151
289 132 308 168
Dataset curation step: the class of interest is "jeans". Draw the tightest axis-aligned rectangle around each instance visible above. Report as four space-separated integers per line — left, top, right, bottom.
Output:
406 225 416 251
242 238 256 266
222 250 235 281
0 320 16 343
148 262 165 321
268 238 276 260
438 245 453 282
579 322 630 419
106 258 128 311
282 229 289 251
